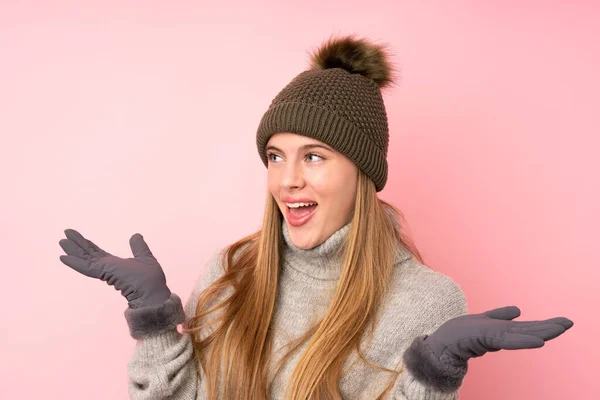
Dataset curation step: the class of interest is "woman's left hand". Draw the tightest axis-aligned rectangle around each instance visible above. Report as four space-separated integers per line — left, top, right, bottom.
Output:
424 306 574 363
402 306 574 393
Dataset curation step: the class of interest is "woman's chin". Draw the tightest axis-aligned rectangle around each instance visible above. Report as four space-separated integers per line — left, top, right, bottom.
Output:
286 227 323 250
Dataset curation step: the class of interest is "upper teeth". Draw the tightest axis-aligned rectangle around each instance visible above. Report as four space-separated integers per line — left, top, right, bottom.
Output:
286 202 317 208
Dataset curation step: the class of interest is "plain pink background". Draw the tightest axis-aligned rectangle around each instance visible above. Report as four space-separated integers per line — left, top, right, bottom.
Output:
1 1 598 399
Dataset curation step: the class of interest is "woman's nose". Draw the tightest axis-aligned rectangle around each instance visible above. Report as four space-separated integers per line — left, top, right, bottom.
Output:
280 162 304 189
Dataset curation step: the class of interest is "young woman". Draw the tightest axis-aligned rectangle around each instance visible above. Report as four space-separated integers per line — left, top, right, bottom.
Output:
58 35 574 399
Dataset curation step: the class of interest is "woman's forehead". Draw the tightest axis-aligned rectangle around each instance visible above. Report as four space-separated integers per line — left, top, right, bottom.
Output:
267 132 324 146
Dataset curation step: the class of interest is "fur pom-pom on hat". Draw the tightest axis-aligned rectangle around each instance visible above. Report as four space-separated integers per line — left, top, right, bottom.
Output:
308 34 395 89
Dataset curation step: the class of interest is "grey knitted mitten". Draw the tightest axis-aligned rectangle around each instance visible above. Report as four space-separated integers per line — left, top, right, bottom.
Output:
59 229 185 339
403 306 574 392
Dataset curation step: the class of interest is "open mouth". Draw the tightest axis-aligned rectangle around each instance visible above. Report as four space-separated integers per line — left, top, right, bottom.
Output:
287 203 318 218
285 202 318 226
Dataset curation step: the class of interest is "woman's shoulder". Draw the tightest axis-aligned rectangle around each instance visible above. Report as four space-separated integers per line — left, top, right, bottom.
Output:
397 255 465 295
201 241 253 285
183 242 251 316
389 255 468 331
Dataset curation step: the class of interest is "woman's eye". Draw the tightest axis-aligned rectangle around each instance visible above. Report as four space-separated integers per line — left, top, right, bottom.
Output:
306 153 324 162
267 153 281 162
266 152 324 163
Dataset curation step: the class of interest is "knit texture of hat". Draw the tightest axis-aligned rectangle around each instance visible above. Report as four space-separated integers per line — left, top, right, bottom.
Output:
256 35 395 192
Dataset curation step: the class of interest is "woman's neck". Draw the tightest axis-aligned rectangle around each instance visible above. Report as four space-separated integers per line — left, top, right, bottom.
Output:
281 221 351 281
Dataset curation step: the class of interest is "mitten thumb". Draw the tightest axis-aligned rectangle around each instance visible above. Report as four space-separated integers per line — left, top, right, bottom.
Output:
129 233 154 258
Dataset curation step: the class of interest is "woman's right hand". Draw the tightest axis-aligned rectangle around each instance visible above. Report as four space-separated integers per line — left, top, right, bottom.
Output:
58 229 172 309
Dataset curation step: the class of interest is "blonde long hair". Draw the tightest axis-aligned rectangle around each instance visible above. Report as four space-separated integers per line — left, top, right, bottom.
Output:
183 170 423 399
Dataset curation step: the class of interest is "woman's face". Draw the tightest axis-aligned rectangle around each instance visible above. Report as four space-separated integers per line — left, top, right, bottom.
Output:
266 132 358 249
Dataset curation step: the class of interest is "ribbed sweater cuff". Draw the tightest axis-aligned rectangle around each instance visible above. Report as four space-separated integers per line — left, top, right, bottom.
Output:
134 329 188 361
397 370 460 400
402 335 468 393
124 293 186 340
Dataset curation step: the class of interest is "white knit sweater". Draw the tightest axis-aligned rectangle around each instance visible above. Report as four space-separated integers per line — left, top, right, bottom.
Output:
126 221 468 399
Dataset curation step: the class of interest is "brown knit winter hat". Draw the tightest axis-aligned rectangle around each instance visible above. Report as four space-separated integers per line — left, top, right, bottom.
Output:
256 35 396 192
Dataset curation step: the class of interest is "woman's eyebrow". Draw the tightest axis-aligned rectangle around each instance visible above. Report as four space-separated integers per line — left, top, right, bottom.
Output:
265 144 334 153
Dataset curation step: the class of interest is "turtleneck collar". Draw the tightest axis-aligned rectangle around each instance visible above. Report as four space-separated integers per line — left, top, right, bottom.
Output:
280 208 414 281
281 220 350 281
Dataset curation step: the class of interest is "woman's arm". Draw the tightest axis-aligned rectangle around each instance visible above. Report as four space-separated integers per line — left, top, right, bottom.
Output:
394 271 469 400
125 294 199 400
58 230 202 399
393 267 573 400
125 249 228 399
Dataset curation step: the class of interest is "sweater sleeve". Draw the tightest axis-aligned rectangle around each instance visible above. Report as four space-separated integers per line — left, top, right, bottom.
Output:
125 249 227 400
394 269 469 400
